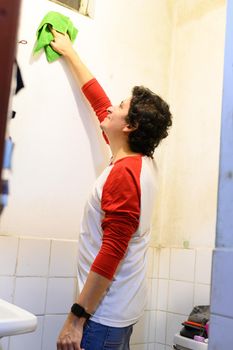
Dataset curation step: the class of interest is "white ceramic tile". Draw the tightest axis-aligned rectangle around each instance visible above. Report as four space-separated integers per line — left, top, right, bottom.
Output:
149 344 165 350
170 248 195 282
49 240 78 277
208 314 233 349
14 277 47 314
157 279 168 311
152 248 159 278
159 249 170 279
1 337 9 350
131 311 150 344
195 248 213 284
211 249 233 318
9 316 43 350
148 345 167 350
168 280 194 315
148 310 157 342
147 247 154 278
46 278 76 314
0 236 18 275
42 314 67 350
155 345 166 350
155 343 165 350
150 279 158 310
146 278 152 310
130 345 148 350
166 313 186 346
194 284 210 305
0 277 14 302
155 311 167 344
16 238 50 276
148 344 155 350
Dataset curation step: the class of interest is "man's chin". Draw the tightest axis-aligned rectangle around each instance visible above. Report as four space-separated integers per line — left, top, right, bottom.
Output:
100 121 107 131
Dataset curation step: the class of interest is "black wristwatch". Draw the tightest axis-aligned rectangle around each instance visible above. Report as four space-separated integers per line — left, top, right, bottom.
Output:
71 303 91 320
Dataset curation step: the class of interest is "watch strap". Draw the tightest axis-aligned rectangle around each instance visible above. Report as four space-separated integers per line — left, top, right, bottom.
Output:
71 303 91 320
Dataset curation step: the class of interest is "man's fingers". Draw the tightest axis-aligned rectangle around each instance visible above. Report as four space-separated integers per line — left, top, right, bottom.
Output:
57 337 82 350
73 341 81 350
49 26 68 39
49 26 57 37
56 340 62 350
49 26 62 38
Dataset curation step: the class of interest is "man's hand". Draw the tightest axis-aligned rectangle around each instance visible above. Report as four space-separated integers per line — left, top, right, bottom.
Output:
57 313 86 350
49 27 93 86
50 28 75 57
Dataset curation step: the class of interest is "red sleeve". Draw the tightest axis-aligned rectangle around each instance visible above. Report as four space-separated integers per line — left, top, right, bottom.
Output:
91 157 142 280
82 78 112 144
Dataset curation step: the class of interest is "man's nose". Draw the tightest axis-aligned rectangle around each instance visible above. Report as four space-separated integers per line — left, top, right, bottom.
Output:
107 106 113 113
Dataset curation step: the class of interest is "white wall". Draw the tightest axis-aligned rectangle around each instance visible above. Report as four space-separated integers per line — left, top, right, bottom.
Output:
1 0 225 249
153 0 226 248
0 0 172 239
0 1 228 349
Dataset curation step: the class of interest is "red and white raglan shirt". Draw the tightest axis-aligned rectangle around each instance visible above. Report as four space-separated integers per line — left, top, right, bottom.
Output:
78 78 158 327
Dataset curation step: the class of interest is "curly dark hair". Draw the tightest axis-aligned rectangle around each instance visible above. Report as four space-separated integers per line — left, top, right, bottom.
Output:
126 86 172 158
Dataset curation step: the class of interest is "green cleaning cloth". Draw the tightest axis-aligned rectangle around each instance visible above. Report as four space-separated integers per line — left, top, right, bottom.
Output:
33 11 78 62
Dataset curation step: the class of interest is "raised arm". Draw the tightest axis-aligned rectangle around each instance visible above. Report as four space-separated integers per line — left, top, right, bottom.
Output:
50 29 111 137
50 28 93 86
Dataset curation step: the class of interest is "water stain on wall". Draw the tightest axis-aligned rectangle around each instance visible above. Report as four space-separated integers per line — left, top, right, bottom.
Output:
172 0 226 26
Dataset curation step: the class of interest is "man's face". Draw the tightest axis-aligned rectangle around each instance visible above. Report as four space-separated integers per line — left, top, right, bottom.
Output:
100 98 131 135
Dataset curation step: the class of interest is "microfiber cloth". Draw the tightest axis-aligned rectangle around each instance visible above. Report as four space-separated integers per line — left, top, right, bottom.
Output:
33 11 78 62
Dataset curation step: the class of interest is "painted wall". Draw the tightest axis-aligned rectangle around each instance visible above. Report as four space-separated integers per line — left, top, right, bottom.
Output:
0 0 227 349
153 0 226 248
1 0 225 249
0 0 172 239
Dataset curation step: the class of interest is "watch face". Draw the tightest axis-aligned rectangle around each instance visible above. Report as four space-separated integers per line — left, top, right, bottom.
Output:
72 303 84 316
71 303 90 319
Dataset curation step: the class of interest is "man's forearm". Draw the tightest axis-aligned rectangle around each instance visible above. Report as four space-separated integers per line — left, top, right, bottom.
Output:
64 49 93 87
50 29 93 87
76 270 112 315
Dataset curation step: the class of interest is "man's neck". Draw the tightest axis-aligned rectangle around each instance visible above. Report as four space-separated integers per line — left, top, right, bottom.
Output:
108 136 140 164
111 148 140 164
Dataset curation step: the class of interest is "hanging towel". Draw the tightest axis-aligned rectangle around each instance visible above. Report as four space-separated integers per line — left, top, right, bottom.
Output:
33 11 78 62
15 60 24 94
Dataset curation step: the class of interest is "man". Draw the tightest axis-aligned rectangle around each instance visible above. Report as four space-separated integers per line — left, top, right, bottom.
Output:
50 29 172 350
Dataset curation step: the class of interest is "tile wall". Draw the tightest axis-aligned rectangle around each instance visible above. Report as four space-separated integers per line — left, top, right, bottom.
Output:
0 235 213 350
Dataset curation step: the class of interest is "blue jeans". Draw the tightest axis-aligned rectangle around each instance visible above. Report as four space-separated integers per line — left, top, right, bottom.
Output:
80 320 133 350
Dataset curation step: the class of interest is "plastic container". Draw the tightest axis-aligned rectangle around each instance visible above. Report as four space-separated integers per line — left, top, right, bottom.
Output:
193 335 205 342
173 334 208 350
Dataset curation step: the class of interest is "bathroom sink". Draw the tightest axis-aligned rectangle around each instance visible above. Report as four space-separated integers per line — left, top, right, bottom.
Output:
0 299 37 337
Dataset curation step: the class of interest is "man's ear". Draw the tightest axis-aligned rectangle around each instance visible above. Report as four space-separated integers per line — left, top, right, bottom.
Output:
123 123 138 133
